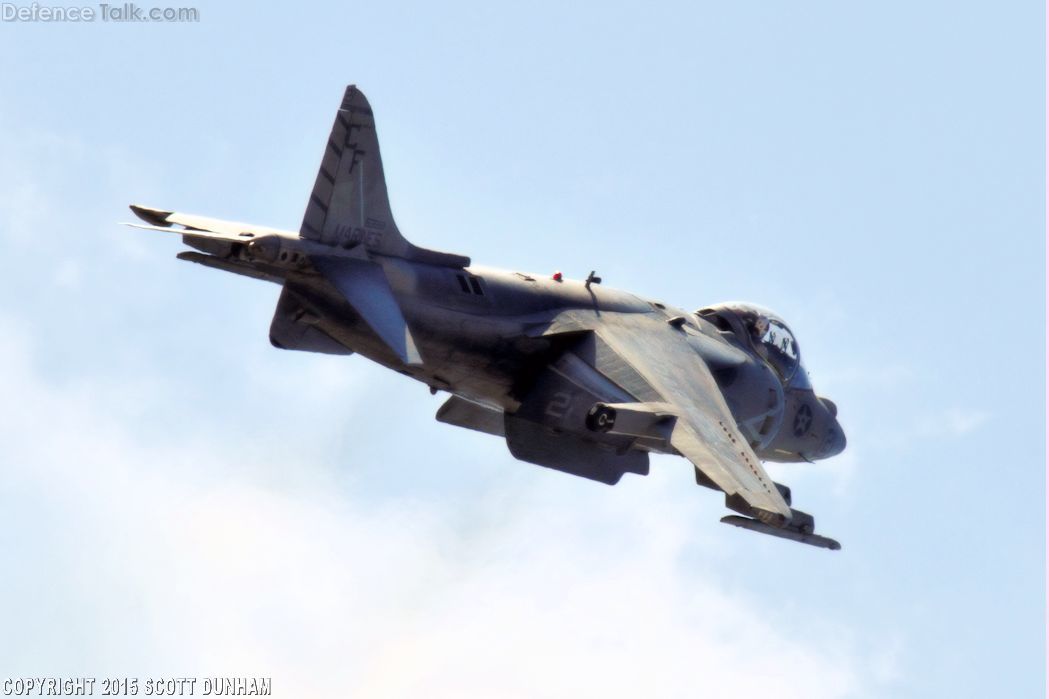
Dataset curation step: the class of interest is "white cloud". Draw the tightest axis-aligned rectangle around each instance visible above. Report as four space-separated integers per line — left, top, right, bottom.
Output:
0 316 897 697
0 124 895 694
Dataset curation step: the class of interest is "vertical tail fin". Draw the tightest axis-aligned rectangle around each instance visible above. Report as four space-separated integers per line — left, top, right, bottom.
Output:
300 85 469 268
300 86 400 251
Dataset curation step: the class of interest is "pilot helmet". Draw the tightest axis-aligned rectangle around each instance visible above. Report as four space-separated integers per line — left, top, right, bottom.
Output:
750 314 770 339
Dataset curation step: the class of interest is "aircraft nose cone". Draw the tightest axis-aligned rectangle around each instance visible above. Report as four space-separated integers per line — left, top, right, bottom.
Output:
822 420 846 458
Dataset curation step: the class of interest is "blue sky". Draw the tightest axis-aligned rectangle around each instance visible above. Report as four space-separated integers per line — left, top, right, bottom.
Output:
0 1 1044 696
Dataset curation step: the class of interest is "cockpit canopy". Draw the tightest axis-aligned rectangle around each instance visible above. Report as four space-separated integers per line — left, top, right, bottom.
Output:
696 303 811 389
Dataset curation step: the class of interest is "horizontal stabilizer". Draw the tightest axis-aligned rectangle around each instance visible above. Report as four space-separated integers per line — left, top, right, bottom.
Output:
129 204 294 238
124 221 256 244
311 255 421 366
129 204 173 227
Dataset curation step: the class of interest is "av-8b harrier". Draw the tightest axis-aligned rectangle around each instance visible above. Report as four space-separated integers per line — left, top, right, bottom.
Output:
128 86 847 550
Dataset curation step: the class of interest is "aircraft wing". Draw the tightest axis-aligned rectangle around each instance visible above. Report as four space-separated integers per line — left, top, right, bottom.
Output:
577 316 839 549
125 204 295 240
595 321 790 519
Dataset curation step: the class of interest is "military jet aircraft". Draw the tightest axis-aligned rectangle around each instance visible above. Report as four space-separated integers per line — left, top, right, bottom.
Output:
127 85 847 550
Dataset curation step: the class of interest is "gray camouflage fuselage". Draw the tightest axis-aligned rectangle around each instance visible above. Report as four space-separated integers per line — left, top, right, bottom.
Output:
267 254 844 464
130 84 847 549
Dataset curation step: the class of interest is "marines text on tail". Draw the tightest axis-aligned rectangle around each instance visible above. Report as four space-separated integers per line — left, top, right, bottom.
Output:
128 86 847 550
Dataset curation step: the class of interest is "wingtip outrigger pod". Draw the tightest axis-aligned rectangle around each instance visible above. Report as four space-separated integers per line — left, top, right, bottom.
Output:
720 515 842 551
